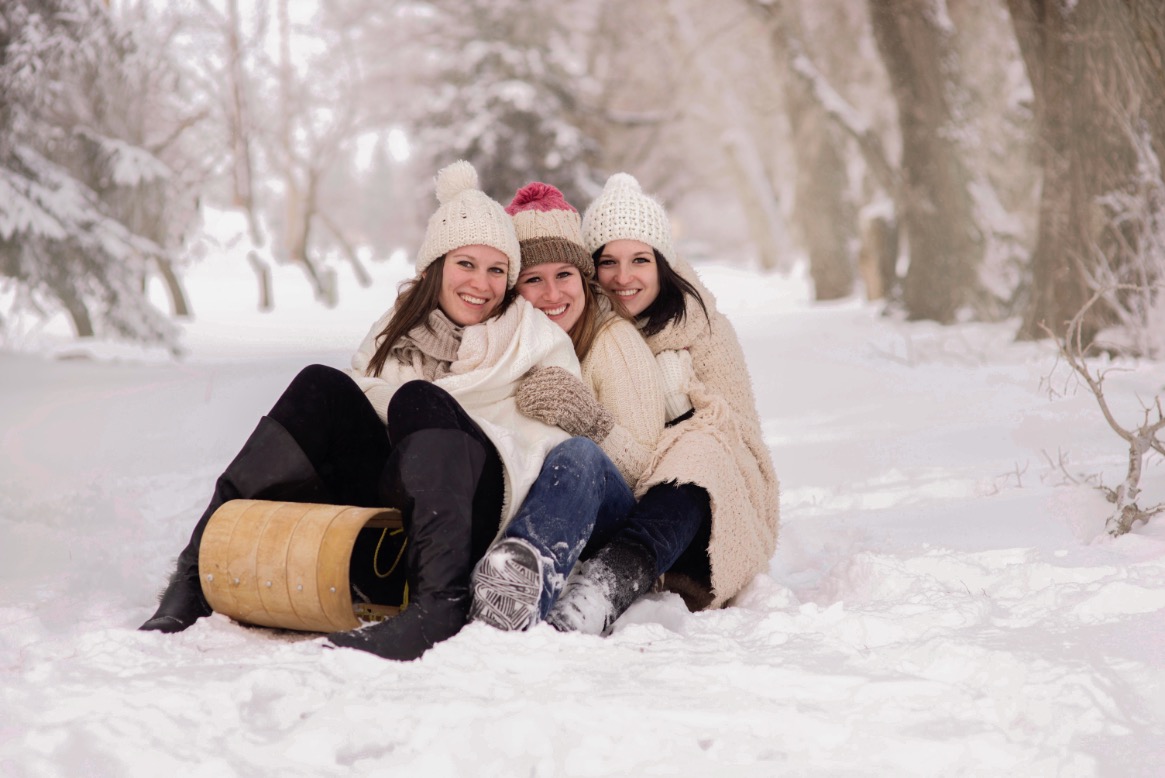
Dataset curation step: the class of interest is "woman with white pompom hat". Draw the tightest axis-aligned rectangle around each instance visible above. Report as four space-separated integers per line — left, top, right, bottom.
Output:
139 161 579 661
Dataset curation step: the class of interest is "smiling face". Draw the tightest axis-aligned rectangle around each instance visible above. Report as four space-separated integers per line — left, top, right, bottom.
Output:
436 245 511 326
595 239 660 317
516 261 586 334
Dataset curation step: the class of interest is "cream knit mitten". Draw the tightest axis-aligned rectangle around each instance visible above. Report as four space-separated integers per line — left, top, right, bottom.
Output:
516 367 614 443
656 349 693 422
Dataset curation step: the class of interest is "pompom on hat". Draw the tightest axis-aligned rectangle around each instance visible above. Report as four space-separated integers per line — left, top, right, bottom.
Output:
416 160 522 287
581 172 673 259
505 182 595 277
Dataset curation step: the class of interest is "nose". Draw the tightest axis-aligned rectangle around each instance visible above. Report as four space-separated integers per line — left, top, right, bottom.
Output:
544 278 563 302
468 267 490 291
613 262 632 285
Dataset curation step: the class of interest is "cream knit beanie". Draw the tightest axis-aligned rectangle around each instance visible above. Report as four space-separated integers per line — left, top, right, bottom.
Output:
581 172 673 258
416 160 522 287
506 182 594 278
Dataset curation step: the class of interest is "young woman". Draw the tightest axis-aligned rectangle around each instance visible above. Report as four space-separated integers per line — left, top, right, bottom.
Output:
139 161 578 660
544 172 781 634
466 182 668 630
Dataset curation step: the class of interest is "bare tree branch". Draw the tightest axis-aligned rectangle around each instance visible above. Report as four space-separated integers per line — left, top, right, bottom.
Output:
1041 285 1165 536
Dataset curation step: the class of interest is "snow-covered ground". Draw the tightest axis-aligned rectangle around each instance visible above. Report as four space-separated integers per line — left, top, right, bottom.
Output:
2 237 1165 776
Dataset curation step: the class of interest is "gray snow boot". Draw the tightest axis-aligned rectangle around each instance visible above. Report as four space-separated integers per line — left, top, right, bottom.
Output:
546 539 657 636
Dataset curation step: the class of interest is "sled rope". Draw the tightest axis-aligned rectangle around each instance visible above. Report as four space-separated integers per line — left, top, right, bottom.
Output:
373 527 408 579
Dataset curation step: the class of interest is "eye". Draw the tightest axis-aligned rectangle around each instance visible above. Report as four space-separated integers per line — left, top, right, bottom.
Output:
597 258 615 267
488 266 507 275
456 259 475 270
632 255 651 264
557 270 575 280
520 275 541 285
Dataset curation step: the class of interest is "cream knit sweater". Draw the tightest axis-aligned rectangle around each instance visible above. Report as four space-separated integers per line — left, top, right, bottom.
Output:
637 259 780 610
348 297 579 526
581 309 667 486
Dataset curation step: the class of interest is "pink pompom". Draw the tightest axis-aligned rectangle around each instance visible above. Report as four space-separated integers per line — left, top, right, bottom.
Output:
506 181 577 215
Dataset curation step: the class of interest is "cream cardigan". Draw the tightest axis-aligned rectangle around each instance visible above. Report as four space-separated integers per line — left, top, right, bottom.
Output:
581 309 667 486
637 259 780 609
348 296 579 526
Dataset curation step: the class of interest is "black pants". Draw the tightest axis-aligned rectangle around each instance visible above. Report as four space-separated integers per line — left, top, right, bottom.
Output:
265 365 505 560
592 481 712 580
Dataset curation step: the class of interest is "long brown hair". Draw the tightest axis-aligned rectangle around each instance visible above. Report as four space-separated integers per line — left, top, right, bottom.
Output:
570 278 628 362
365 255 516 377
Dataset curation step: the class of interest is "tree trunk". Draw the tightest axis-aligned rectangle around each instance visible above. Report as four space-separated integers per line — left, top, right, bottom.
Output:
154 256 191 318
225 0 270 311
319 209 373 288
60 290 95 339
768 0 856 300
869 0 983 323
1008 0 1165 340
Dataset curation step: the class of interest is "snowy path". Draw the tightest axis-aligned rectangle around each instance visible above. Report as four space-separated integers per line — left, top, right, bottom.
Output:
2 265 1164 776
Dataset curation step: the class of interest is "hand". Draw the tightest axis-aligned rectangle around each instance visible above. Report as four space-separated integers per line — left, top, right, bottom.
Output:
516 367 614 443
656 349 693 421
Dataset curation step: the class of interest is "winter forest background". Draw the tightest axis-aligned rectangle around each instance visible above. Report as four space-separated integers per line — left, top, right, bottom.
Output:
3 0 1164 356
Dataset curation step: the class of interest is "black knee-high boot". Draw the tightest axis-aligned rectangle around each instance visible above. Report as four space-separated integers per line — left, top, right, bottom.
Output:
327 428 487 661
140 416 326 633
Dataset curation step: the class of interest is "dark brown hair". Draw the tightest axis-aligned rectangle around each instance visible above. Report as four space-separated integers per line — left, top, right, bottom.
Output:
591 246 708 337
365 255 515 377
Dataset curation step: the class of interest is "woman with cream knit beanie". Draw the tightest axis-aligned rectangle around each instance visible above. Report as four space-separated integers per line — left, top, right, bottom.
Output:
142 161 578 661
467 181 668 631
540 172 780 635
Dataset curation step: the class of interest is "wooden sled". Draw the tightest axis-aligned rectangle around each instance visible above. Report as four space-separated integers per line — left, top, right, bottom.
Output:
198 499 404 633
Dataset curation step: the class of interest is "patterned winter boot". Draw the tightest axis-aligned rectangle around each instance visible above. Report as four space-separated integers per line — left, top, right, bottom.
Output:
469 537 543 631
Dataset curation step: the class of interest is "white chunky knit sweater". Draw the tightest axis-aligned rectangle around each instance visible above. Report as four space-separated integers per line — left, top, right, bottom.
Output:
581 308 667 486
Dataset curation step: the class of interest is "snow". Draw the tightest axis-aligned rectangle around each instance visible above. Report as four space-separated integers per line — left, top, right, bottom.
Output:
3 238 1165 775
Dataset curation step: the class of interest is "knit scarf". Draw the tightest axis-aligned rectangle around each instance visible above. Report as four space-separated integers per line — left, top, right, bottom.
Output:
389 309 463 381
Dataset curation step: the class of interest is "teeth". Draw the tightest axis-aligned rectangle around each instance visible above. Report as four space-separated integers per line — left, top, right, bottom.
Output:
544 305 567 316
614 289 638 297
461 294 486 305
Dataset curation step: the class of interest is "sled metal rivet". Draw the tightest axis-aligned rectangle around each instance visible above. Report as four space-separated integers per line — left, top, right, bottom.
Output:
297 584 303 591
233 578 239 585
206 574 214 582
329 586 336 593
265 581 272 587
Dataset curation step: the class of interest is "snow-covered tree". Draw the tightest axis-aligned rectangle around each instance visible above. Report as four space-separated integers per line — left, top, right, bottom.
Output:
408 0 603 206
0 0 195 344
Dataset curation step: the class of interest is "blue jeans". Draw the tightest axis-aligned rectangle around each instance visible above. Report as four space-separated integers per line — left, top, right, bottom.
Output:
500 437 635 617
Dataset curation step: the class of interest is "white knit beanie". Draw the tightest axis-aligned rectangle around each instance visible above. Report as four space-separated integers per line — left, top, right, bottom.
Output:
415 161 522 287
581 173 673 258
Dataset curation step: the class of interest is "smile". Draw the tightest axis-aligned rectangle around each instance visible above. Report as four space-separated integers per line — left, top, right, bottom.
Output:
460 294 487 305
543 304 568 316
613 289 639 297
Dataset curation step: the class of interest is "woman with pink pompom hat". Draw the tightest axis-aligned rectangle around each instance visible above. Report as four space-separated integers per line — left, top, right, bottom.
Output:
467 179 669 632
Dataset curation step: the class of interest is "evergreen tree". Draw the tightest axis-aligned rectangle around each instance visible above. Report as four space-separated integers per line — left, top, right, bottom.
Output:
0 0 186 344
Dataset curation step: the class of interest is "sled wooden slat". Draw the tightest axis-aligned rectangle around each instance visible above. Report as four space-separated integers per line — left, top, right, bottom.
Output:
254 502 310 628
199 499 403 633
